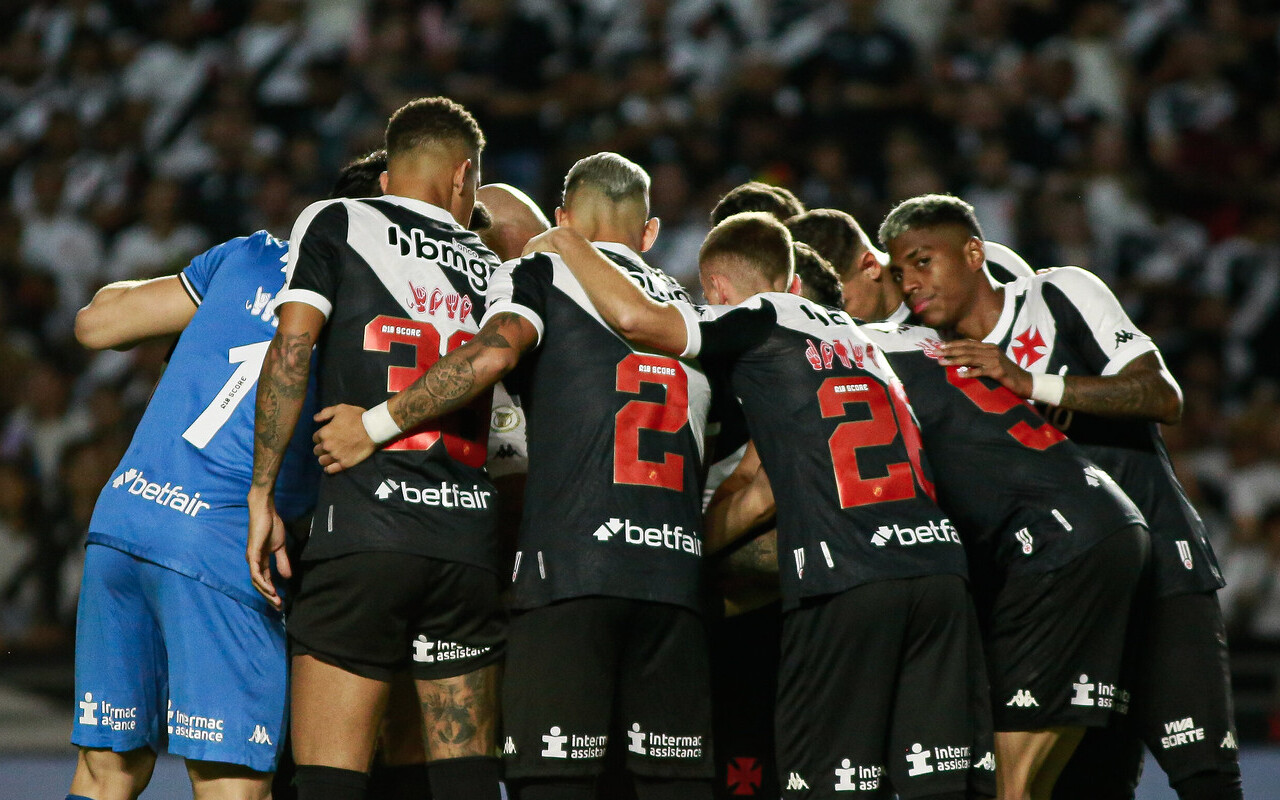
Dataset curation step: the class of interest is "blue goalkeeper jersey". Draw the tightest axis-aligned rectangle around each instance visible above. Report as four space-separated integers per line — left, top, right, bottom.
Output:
88 232 320 612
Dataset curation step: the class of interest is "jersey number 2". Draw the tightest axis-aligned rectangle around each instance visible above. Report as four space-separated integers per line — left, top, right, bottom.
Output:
614 354 689 491
818 376 934 508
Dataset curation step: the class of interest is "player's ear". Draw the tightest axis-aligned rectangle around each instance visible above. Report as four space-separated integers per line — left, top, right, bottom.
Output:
966 236 986 273
788 274 803 295
378 171 388 194
555 206 567 227
860 249 882 280
640 217 660 252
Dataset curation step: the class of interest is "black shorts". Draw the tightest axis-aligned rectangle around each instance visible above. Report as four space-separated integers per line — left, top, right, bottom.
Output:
1052 590 1240 799
502 597 714 780
709 602 782 800
288 552 505 681
988 525 1147 731
776 575 995 800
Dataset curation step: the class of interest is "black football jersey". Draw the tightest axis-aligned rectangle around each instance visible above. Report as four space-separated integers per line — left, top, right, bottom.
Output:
985 268 1223 596
278 195 502 571
862 322 1146 576
682 293 968 610
487 242 712 612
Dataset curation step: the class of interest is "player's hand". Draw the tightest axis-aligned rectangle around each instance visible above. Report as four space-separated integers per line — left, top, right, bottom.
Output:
521 227 561 256
938 339 1033 397
247 489 290 610
313 404 376 473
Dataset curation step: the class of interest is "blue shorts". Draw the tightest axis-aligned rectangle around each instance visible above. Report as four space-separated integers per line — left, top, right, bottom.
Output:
72 544 287 773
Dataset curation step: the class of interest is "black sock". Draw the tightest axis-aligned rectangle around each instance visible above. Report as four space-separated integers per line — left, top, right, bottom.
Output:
427 755 501 800
369 762 431 799
514 777 595 800
294 765 369 800
634 777 713 800
1172 769 1244 800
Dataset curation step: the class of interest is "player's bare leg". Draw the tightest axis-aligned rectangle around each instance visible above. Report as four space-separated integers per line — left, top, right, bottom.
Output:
370 671 430 799
291 654 390 769
994 727 1083 800
416 663 502 799
186 759 272 800
69 746 157 800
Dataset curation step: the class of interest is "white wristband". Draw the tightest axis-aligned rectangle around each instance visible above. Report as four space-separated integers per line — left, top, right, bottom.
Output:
361 402 402 445
1030 373 1065 406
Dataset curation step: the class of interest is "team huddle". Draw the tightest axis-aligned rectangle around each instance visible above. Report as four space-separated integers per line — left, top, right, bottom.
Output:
68 96 1243 800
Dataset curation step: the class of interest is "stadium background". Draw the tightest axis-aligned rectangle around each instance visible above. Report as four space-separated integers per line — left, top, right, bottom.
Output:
0 0 1279 796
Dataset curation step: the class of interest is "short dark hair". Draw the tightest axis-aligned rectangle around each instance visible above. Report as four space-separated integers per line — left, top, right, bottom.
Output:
562 152 650 208
468 201 493 232
700 212 794 286
793 242 843 309
329 149 387 199
710 181 805 225
786 208 872 280
878 194 984 246
385 97 485 160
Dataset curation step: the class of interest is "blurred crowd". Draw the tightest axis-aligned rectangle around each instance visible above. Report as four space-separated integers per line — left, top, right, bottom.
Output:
0 0 1278 721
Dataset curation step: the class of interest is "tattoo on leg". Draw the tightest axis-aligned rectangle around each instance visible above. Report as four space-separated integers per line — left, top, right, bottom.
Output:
418 668 498 758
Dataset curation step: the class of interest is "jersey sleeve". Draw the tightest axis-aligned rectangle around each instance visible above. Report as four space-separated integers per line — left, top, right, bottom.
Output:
179 234 261 305
484 253 554 346
1041 267 1159 375
486 381 528 479
681 296 778 360
276 200 349 319
983 240 1035 283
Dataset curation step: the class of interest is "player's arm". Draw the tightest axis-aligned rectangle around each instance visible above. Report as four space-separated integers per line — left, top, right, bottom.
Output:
937 343 1182 424
524 226 690 355
704 442 777 555
74 276 197 350
312 312 538 474
248 301 324 608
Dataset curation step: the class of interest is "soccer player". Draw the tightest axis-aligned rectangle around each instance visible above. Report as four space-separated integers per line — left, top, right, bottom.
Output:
879 194 1240 800
529 212 994 800
709 181 804 226
786 207 1034 325
475 182 553 262
249 97 504 800
311 151 716 800
66 152 386 800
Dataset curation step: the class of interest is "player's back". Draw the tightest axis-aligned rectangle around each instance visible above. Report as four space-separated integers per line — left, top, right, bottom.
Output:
90 231 318 612
278 195 503 572
687 293 967 608
862 321 1145 573
489 243 712 611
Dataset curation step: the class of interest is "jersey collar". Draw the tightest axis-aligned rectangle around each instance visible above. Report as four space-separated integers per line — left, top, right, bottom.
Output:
378 195 461 228
983 285 1018 344
593 241 643 263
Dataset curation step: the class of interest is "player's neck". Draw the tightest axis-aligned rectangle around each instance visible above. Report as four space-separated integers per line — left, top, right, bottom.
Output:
385 173 457 219
954 286 1005 341
574 223 642 255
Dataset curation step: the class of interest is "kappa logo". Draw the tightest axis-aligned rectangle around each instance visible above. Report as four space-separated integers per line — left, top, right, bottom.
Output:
1071 674 1096 706
785 772 810 791
504 736 517 755
493 444 519 459
1114 330 1138 347
1012 327 1048 368
1007 690 1039 708
726 757 762 796
385 225 489 293
905 744 934 776
975 751 996 771
1221 731 1238 750
248 725 273 746
1015 528 1034 555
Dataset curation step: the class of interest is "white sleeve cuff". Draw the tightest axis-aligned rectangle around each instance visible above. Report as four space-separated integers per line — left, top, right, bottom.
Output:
676 303 702 358
274 288 333 320
484 301 544 347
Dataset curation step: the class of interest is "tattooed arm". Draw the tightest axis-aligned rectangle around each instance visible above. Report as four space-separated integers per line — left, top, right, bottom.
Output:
248 302 325 608
938 342 1183 424
312 312 539 474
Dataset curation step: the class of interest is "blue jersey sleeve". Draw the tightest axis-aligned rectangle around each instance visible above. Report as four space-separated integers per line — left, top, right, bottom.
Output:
179 233 280 306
